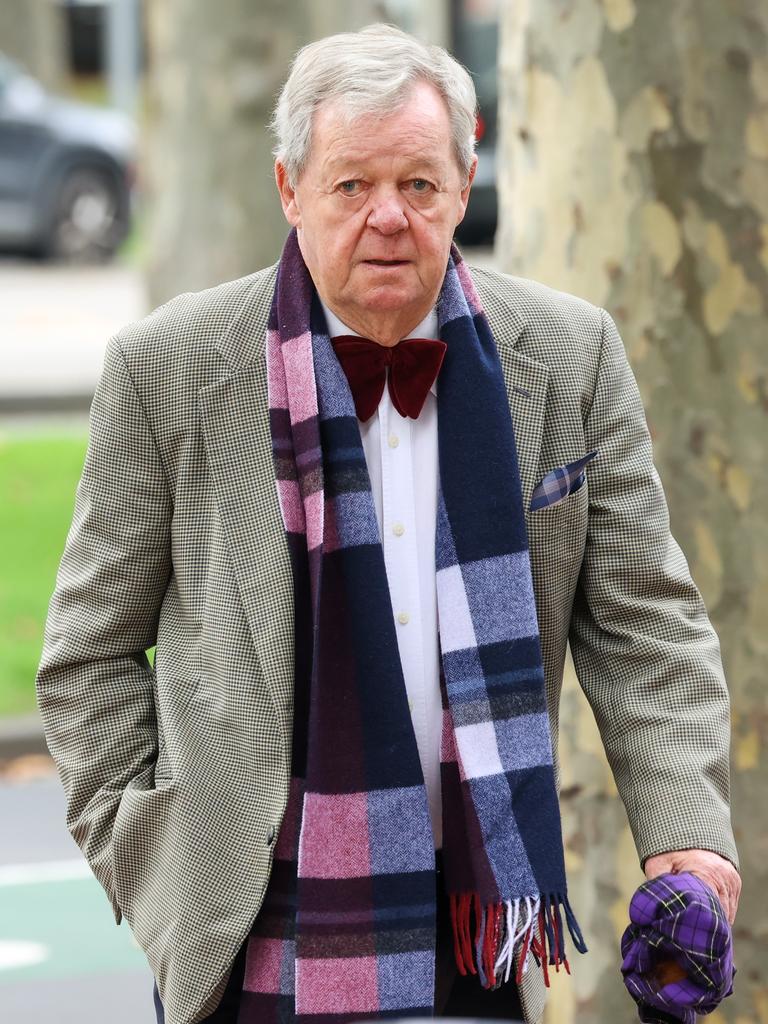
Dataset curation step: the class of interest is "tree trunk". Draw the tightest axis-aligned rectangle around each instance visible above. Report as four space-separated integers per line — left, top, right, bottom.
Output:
497 2 766 1021
0 0 66 90
143 0 385 306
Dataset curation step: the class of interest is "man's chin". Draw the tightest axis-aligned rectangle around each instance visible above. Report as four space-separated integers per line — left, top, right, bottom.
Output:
356 290 421 315
350 272 425 311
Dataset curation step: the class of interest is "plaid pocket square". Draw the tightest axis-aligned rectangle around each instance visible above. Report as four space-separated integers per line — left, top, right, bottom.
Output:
530 450 598 512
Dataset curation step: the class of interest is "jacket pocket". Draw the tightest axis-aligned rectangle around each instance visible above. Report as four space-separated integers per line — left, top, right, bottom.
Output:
529 450 598 512
111 766 179 922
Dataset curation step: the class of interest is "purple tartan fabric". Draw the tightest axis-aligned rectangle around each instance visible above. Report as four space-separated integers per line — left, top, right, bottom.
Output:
621 872 735 1024
235 228 586 1022
529 451 598 512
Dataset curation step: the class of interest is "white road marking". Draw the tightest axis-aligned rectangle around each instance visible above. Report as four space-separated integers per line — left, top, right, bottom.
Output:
0 859 92 886
0 940 50 970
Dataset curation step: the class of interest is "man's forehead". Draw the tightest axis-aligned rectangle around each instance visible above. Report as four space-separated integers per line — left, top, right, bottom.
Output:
314 83 450 141
302 82 460 181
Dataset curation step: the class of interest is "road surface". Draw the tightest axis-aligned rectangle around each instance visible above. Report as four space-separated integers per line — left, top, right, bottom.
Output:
0 756 155 1023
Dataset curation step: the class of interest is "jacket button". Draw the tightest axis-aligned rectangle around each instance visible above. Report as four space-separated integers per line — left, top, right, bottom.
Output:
266 825 276 847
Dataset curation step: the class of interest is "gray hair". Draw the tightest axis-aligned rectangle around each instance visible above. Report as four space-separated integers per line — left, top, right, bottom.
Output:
271 23 478 187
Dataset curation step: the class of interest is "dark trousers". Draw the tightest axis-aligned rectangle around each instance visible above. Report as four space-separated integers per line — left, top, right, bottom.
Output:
153 854 524 1022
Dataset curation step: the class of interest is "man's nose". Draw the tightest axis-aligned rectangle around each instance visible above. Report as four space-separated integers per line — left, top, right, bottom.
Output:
366 189 409 234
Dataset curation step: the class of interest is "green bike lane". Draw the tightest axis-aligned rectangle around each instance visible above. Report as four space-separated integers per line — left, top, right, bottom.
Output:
0 769 156 1022
0 864 145 980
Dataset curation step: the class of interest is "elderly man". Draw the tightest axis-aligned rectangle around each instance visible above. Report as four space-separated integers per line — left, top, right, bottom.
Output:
36 22 739 1024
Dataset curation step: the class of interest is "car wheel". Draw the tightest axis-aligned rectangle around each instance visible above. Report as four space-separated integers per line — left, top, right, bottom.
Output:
44 166 127 262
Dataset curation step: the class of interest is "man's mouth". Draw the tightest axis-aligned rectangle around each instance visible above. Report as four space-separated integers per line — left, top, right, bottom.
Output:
363 259 409 266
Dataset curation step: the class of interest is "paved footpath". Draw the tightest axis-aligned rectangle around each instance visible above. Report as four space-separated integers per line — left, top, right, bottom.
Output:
0 258 147 411
0 759 156 1023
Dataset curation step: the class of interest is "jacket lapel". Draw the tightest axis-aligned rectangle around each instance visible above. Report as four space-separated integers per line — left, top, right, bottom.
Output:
198 266 295 730
474 274 550 518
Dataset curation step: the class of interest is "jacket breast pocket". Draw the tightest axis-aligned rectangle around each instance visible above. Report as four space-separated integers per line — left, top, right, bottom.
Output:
529 474 589 519
526 473 589 574
529 450 598 513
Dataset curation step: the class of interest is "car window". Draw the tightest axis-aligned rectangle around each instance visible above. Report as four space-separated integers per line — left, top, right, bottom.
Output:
0 53 23 108
0 56 11 100
0 55 47 117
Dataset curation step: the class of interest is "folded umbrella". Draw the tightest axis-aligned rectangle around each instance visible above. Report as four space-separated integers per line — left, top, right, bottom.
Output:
620 871 736 1024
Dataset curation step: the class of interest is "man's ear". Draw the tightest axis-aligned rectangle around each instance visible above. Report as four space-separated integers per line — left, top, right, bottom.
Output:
456 154 479 224
275 161 301 227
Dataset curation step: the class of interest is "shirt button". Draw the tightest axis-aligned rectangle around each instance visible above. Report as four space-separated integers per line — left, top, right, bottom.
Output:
266 825 276 847
408 699 414 713
388 434 399 448
397 611 410 625
392 522 405 536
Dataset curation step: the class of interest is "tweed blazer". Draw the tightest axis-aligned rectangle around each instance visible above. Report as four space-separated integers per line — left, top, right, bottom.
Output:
35 261 738 1024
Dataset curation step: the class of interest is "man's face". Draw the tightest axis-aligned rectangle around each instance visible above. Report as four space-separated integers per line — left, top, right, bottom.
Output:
275 80 477 332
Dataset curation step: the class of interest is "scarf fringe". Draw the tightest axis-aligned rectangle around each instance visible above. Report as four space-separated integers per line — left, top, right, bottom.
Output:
449 891 588 989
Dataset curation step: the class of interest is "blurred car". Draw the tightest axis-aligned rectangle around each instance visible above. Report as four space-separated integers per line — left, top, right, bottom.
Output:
0 52 135 261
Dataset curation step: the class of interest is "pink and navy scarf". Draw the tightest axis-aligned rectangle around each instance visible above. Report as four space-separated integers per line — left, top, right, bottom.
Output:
236 228 586 1021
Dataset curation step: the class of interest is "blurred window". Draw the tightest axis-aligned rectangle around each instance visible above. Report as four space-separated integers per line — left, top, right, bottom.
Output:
61 0 108 74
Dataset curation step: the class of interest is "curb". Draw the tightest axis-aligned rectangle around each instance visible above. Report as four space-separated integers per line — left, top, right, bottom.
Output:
0 712 50 760
0 393 94 415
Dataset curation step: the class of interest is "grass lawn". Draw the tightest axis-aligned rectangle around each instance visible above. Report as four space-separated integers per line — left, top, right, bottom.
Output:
0 429 154 720
0 431 87 717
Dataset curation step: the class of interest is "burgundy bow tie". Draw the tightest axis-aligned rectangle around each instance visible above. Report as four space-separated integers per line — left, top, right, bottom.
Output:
330 334 447 422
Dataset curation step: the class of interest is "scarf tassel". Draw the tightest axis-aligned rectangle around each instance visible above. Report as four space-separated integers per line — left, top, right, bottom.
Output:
449 891 588 990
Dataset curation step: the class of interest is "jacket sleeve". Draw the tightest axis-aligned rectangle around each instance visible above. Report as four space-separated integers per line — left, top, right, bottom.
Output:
568 308 739 872
35 334 173 924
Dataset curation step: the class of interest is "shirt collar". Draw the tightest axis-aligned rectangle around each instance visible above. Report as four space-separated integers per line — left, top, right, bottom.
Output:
320 300 439 397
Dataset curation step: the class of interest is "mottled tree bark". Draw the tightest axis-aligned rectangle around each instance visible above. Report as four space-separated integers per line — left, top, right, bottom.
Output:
0 0 66 90
497 2 766 1021
143 0 386 306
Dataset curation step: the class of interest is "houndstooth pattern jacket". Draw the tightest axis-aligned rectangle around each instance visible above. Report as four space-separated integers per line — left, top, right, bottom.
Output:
35 262 738 1024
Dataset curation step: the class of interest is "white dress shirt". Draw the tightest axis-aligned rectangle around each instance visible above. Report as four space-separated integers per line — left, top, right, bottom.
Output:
321 301 444 849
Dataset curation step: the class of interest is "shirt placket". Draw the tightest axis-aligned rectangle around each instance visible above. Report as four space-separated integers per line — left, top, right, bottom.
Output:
378 372 428 760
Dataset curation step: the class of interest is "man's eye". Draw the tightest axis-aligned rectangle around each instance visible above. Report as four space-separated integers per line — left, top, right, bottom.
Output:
338 180 363 195
409 179 433 193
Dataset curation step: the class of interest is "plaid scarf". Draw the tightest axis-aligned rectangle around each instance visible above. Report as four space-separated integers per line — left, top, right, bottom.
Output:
236 228 586 1022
